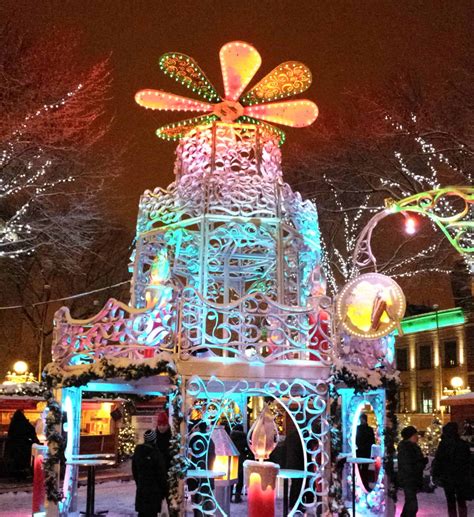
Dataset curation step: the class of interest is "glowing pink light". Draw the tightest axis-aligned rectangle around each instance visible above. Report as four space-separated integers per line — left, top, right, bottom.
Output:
404 216 417 235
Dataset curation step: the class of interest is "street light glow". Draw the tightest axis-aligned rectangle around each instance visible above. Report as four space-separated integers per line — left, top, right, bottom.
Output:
450 376 463 389
13 360 28 375
404 216 417 235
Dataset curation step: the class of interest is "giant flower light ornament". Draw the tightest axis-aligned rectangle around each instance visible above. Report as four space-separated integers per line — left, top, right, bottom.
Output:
135 41 318 145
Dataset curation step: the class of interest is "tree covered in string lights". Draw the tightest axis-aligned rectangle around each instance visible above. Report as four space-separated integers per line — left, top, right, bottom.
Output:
117 402 136 462
0 27 116 261
0 27 128 375
289 70 473 294
419 413 443 456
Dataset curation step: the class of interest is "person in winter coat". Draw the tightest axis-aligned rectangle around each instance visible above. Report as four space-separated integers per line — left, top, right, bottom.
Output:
285 427 305 512
5 409 39 480
432 421 472 517
155 412 172 513
132 429 167 517
397 426 428 517
155 412 172 471
356 413 376 489
230 424 249 503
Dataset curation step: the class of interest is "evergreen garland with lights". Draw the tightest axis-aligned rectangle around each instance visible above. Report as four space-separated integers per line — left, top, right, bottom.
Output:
167 378 189 517
44 391 65 503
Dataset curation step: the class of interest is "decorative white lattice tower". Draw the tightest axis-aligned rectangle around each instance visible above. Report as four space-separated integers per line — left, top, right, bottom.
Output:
50 41 333 517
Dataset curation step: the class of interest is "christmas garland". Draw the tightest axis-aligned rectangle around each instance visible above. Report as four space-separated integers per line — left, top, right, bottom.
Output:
327 387 350 516
0 382 48 398
167 377 189 517
43 356 177 388
42 356 181 507
44 391 66 503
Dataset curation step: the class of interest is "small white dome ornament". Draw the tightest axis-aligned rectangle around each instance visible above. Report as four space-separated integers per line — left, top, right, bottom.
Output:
248 404 279 461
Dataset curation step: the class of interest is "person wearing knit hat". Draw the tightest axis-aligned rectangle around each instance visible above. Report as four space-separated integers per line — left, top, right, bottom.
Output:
397 425 428 516
155 411 172 513
132 429 167 516
401 426 418 441
144 429 157 443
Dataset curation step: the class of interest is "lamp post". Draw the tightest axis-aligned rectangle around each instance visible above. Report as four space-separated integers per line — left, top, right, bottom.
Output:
37 284 51 381
432 304 441 411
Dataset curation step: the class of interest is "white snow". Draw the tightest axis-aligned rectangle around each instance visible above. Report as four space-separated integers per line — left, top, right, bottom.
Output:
0 480 470 516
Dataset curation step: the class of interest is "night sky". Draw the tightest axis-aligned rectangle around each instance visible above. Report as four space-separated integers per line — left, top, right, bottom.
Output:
3 0 471 222
2 1 472 306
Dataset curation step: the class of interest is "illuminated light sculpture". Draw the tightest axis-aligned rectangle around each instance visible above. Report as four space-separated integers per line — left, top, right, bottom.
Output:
247 404 278 460
212 427 240 517
244 405 280 517
48 40 339 517
336 273 406 340
135 40 318 144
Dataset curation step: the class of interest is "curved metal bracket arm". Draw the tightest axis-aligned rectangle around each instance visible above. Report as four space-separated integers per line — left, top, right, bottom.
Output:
352 186 474 271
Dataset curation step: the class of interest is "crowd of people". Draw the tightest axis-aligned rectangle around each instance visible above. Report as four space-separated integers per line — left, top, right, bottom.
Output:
398 422 472 517
3 408 471 517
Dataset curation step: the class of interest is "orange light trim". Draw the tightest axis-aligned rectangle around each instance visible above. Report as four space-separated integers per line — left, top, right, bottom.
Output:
244 100 318 127
134 90 213 112
219 41 262 101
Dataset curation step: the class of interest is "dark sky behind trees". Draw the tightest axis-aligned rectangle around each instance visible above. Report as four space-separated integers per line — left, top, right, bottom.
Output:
2 0 471 225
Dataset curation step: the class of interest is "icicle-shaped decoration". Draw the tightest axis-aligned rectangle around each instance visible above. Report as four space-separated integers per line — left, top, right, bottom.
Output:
248 404 278 461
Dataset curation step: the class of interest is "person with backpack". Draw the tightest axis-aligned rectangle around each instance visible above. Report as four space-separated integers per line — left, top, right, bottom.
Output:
432 422 472 517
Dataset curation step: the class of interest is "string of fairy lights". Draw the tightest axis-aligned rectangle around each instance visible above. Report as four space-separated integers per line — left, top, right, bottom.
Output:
318 112 471 293
0 84 83 259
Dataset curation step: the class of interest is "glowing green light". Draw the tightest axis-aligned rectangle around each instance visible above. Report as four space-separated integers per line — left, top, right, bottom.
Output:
396 308 465 335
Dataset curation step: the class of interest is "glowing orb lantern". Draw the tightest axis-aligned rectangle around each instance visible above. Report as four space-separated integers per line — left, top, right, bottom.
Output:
248 404 278 461
336 273 406 339
135 41 318 145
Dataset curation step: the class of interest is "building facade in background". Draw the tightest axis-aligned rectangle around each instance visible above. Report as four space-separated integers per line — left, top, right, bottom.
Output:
395 307 474 429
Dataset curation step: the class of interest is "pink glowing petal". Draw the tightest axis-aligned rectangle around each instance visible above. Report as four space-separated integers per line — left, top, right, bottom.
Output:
135 89 214 112
244 100 319 127
219 41 262 101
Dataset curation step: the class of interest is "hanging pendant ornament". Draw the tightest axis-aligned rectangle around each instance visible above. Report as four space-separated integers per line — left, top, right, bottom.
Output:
135 40 319 145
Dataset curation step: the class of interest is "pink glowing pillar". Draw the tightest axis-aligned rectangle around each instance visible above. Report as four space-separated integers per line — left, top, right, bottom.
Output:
244 460 279 517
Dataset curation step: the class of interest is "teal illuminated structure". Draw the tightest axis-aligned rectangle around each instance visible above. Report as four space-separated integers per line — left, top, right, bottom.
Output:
45 40 338 517
44 40 397 517
397 308 465 335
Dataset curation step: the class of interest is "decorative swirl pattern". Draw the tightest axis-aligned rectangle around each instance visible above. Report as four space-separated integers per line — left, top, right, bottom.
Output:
341 389 386 515
241 62 312 105
52 298 176 368
179 287 332 363
185 375 331 515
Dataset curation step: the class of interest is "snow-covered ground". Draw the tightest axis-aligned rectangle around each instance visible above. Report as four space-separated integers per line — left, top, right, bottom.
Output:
0 479 471 516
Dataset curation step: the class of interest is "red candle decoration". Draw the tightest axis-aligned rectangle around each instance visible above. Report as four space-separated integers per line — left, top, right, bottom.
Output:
245 461 279 517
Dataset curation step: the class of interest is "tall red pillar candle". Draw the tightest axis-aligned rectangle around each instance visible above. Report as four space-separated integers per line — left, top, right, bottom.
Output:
244 460 279 517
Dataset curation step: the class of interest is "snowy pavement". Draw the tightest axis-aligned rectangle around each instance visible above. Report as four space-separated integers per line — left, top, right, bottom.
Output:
0 479 471 516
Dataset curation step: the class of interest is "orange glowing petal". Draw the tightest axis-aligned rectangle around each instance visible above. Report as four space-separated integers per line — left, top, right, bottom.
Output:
241 61 312 105
135 90 213 112
244 100 318 127
219 41 262 101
